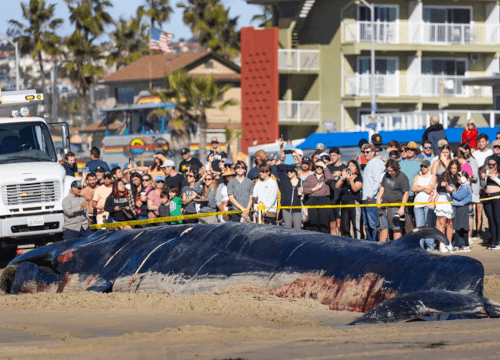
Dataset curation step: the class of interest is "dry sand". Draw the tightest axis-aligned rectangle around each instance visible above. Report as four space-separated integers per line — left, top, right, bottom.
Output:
1 242 500 359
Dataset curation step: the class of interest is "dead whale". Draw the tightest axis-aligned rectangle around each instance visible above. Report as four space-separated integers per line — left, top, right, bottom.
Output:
1 223 499 324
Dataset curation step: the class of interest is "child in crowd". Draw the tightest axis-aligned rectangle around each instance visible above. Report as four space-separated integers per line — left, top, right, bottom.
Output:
158 190 170 226
168 186 184 224
448 171 473 252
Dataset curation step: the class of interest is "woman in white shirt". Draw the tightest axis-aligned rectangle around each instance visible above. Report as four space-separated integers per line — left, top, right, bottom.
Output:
412 160 436 250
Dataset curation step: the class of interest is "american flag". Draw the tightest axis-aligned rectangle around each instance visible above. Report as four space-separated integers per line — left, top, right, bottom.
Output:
149 28 173 53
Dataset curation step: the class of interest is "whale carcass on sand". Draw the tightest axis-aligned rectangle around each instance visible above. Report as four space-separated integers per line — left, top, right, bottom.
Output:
1 223 499 324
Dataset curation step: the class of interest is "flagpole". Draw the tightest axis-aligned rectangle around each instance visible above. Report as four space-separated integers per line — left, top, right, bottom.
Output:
149 27 152 91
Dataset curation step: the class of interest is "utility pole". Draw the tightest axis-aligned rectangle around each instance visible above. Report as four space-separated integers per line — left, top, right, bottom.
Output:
51 61 58 121
0 33 20 91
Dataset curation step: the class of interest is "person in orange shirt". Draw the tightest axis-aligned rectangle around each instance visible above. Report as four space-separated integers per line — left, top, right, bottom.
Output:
92 172 114 224
461 119 478 149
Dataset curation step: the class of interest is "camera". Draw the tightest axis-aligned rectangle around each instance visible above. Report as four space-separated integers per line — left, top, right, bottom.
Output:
284 149 293 155
346 169 351 177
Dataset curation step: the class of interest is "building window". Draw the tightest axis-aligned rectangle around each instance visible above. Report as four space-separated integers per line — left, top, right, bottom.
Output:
423 7 471 24
357 58 397 74
115 87 135 104
205 60 214 69
358 5 397 22
422 59 467 75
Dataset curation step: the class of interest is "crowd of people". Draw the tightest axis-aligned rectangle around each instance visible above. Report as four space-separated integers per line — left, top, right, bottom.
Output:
61 121 500 253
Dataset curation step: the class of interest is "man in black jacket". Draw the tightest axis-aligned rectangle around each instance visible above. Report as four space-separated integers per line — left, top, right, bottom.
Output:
422 115 447 155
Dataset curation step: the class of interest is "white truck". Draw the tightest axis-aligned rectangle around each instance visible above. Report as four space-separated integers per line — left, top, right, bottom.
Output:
0 89 73 259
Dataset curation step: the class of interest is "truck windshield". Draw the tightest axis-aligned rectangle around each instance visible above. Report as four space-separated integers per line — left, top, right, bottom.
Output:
0 121 57 163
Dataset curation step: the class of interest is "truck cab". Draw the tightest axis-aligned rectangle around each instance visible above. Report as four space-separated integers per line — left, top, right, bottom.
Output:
0 89 72 255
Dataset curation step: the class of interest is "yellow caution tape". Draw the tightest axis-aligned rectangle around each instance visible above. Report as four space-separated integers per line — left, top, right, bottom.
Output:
90 195 500 230
89 209 250 230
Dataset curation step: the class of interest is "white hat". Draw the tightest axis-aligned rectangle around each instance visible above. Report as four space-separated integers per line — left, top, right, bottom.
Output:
294 149 303 157
161 159 175 168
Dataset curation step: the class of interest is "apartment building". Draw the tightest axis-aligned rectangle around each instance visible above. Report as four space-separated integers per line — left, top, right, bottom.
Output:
248 0 500 138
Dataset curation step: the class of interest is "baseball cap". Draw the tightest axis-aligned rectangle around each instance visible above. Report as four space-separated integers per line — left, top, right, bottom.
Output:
294 149 303 157
371 133 382 145
181 148 190 155
302 156 311 163
268 153 277 161
315 143 326 151
319 152 329 161
211 136 219 143
71 180 83 189
103 172 113 179
155 175 165 182
95 166 105 172
161 159 175 168
329 147 341 155
420 160 431 167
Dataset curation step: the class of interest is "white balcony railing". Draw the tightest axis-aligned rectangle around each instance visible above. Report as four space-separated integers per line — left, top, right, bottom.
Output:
278 50 319 71
278 101 320 123
343 21 399 43
344 74 400 97
344 74 493 97
343 21 500 45
410 75 493 97
360 110 500 133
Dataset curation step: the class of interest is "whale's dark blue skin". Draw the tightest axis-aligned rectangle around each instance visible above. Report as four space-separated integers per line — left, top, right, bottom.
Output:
2 223 500 324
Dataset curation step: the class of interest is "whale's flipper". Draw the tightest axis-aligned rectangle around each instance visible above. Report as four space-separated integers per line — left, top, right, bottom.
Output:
396 227 450 248
350 290 487 324
484 297 500 318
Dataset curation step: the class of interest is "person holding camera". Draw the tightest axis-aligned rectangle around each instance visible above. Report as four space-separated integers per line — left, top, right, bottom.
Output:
62 180 91 239
303 160 335 233
481 156 500 250
335 160 363 238
376 159 410 242
448 171 472 252
104 179 135 230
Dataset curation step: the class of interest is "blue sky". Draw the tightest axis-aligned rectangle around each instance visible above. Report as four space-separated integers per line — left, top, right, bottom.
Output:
0 0 262 43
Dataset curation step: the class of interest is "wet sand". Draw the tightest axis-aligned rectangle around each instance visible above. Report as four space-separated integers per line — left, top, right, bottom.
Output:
1 240 500 359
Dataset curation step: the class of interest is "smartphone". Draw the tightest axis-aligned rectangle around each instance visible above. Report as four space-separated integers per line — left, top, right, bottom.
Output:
346 169 351 176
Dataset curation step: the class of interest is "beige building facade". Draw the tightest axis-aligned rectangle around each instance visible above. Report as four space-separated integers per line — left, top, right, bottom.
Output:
249 0 500 138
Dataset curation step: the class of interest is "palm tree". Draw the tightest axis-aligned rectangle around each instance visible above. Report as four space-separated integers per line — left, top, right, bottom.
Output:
60 97 81 124
145 0 173 29
63 0 113 125
108 7 149 70
224 124 243 157
177 0 240 58
149 71 197 154
251 5 274 28
9 0 63 112
191 74 238 160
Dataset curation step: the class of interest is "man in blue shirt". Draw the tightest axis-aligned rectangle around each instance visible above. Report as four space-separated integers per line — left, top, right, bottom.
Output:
85 147 110 173
400 141 422 222
416 140 434 163
361 144 385 241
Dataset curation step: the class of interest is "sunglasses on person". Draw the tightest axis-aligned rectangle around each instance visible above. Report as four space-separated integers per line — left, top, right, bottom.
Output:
489 163 497 167
287 169 297 173
494 145 500 149
186 174 194 178
423 146 432 149
205 178 213 181
363 150 372 154
315 166 324 170
142 178 151 182
235 166 245 170
420 165 429 168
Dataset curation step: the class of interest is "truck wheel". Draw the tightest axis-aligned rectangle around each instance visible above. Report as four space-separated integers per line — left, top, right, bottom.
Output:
1 246 18 263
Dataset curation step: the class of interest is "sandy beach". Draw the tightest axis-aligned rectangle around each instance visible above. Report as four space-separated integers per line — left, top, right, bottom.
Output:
1 241 500 360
